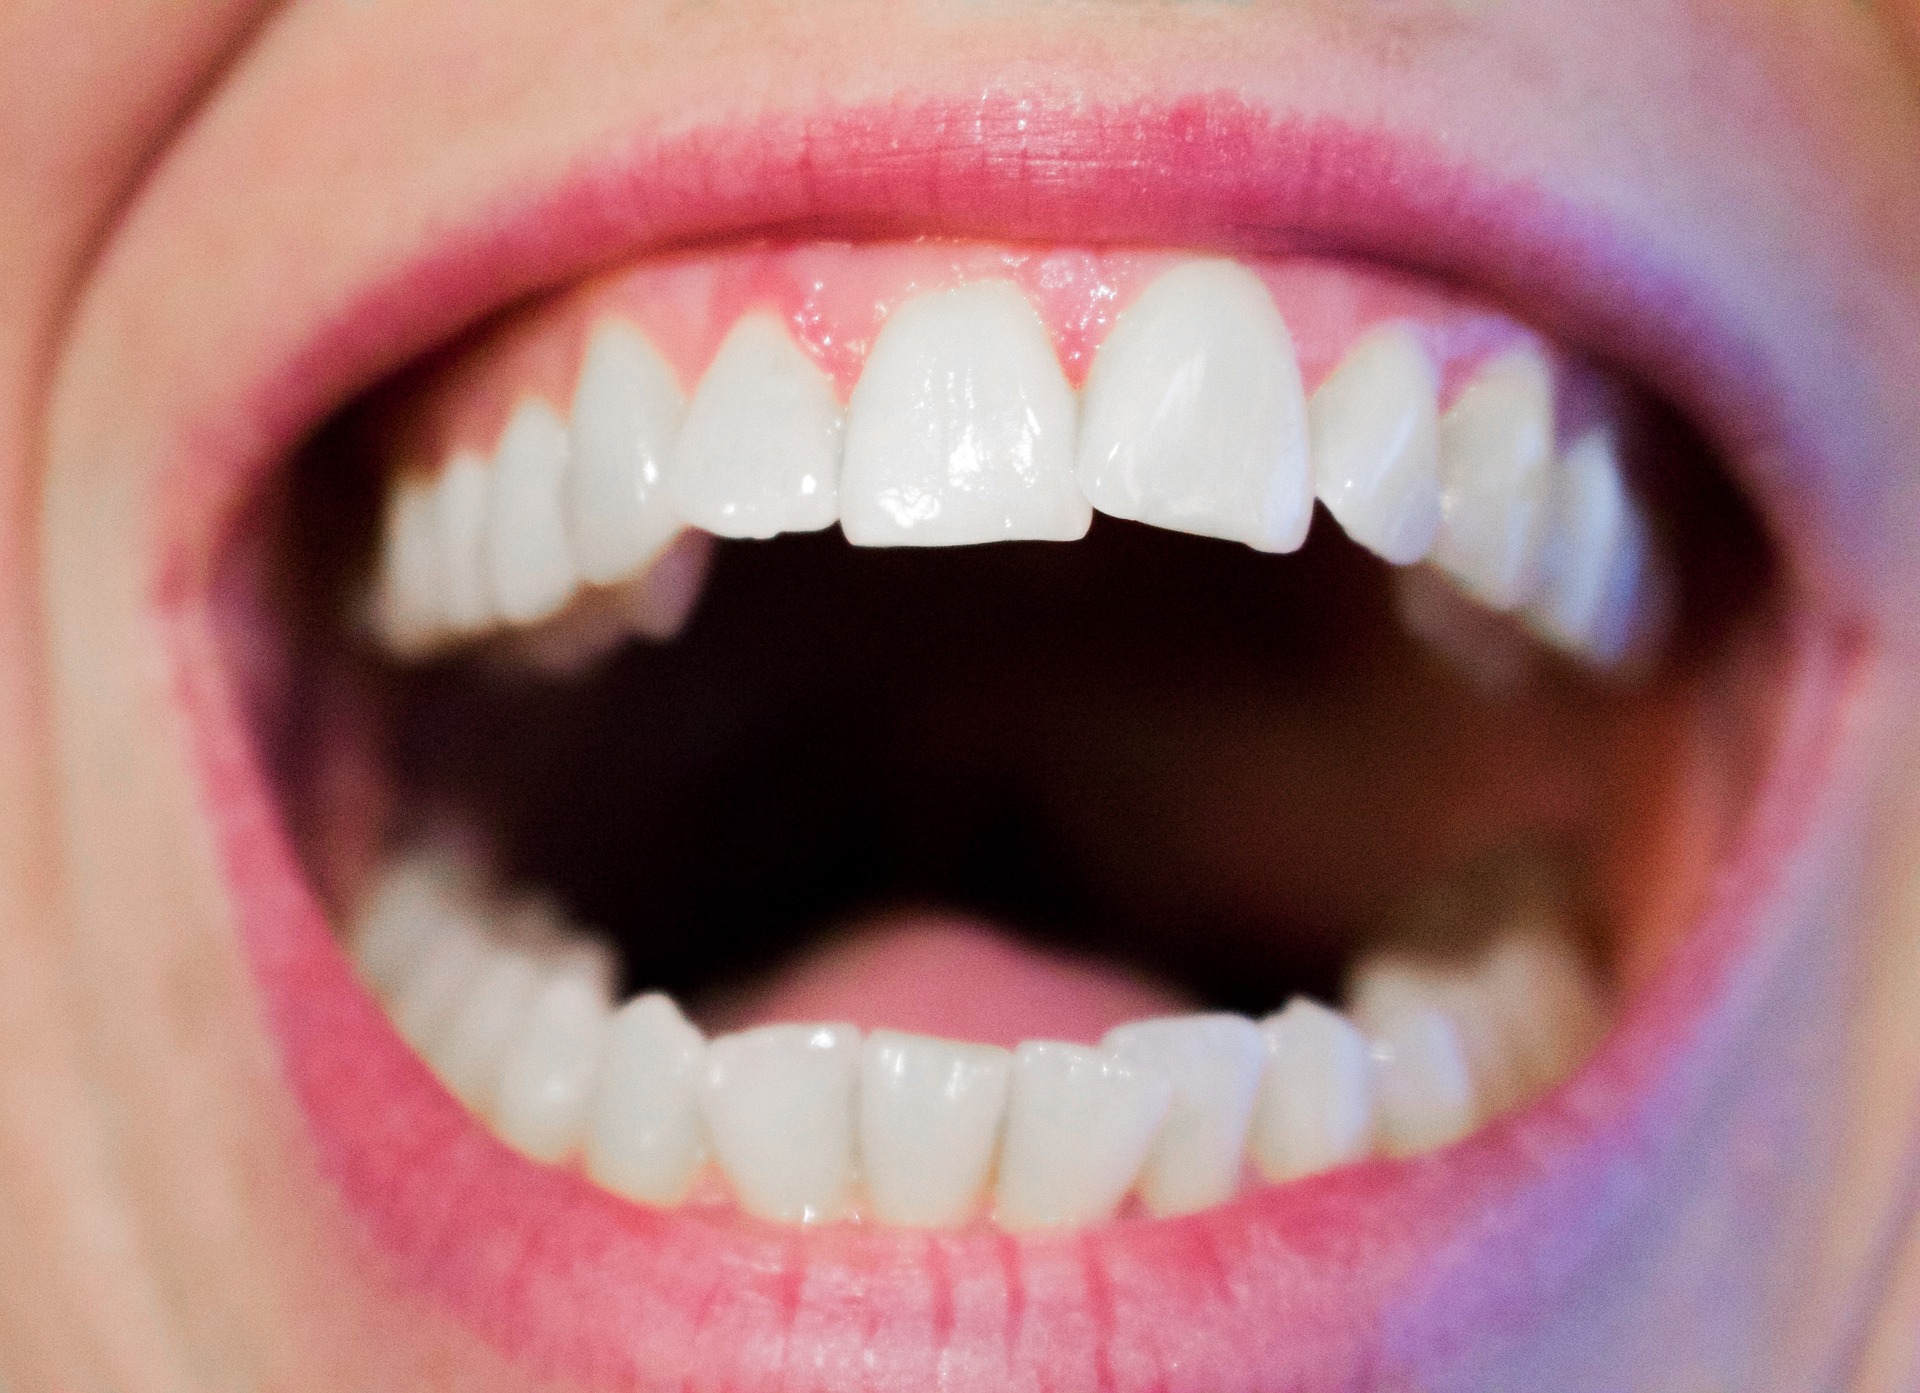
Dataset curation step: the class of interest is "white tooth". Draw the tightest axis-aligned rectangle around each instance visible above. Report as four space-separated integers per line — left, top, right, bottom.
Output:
1101 1014 1266 1217
702 1023 860 1223
1250 998 1376 1183
352 853 478 997
1352 956 1524 1122
387 908 490 1053
858 1030 1012 1227
485 400 579 625
1350 976 1477 1158
671 314 842 539
430 945 547 1109
993 1040 1172 1231
586 994 710 1207
377 471 445 650
1433 350 1555 609
568 321 687 585
1077 259 1312 554
840 280 1089 547
1309 324 1444 565
492 974 612 1164
1479 934 1607 1098
1527 431 1655 665
434 448 494 633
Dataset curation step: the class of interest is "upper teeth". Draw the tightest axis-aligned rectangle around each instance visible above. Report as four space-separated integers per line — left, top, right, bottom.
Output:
353 848 1610 1231
373 258 1664 671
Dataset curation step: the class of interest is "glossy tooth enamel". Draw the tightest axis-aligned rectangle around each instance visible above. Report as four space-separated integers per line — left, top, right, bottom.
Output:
858 1030 1013 1227
586 993 710 1207
701 1022 862 1224
431 944 550 1108
1102 1014 1267 1217
1077 259 1313 553
1528 430 1659 664
1308 323 1444 566
670 312 843 539
839 280 1089 547
1250 998 1377 1183
485 400 579 625
567 320 686 586
1349 972 1479 1157
1432 349 1556 609
994 1040 1173 1231
492 973 613 1164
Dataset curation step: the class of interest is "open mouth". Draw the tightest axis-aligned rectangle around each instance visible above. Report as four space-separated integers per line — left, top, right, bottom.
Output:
165 96 1860 1387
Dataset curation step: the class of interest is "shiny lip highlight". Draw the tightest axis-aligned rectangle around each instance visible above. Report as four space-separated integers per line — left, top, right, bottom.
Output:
160 96 1860 1385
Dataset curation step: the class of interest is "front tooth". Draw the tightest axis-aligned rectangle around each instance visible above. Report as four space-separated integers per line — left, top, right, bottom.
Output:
839 280 1089 547
858 1030 1012 1227
670 314 842 540
492 974 612 1164
1250 998 1376 1183
1432 350 1555 608
1527 430 1654 664
377 471 445 650
1309 324 1444 565
993 1040 1172 1231
485 400 579 625
1077 259 1313 554
1102 1014 1266 1217
568 320 686 586
586 994 710 1207
702 1023 861 1223
434 448 494 633
1350 977 1477 1157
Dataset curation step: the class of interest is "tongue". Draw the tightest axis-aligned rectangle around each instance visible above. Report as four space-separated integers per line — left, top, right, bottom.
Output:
712 912 1198 1048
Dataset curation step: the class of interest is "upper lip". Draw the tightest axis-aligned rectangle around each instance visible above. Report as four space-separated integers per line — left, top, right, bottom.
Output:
153 91 1865 1388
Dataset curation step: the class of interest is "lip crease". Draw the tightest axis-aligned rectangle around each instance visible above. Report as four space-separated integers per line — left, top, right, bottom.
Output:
157 95 1867 1387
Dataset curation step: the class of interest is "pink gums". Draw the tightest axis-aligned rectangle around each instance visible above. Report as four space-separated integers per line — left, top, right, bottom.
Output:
398 242 1548 469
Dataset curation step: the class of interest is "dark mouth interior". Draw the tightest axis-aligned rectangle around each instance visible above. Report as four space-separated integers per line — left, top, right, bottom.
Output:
255 363 1783 1030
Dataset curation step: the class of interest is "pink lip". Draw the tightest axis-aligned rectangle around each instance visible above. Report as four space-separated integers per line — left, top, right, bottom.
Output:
160 96 1866 1387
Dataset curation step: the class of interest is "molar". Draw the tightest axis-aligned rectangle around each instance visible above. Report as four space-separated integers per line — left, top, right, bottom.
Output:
670 313 843 539
702 1022 862 1224
858 1030 1013 1227
1250 998 1377 1183
376 471 445 652
435 448 495 634
568 320 686 586
1102 1013 1267 1217
1309 323 1444 566
1076 259 1313 554
839 280 1089 547
993 1040 1172 1231
586 993 710 1207
485 400 579 625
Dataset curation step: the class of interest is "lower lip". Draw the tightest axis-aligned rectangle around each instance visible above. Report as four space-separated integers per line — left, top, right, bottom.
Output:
174 560 1860 1386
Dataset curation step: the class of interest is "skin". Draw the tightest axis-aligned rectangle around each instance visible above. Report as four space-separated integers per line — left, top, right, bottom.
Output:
1 1 1918 1388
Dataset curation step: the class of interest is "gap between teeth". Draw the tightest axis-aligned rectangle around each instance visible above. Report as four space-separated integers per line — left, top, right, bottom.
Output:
374 258 1665 674
353 849 1610 1231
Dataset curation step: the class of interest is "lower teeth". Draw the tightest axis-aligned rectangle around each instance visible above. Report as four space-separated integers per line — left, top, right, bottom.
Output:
351 842 1611 1231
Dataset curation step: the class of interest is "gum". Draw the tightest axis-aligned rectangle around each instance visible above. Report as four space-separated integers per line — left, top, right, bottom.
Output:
387 239 1552 471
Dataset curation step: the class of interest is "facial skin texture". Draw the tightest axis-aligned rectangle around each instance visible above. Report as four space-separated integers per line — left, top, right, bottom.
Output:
2 0 1918 1388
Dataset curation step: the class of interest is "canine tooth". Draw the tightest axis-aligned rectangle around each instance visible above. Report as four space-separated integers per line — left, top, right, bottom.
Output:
377 472 445 649
569 321 686 585
431 945 548 1109
1077 260 1313 554
840 280 1089 547
671 314 842 539
486 400 579 625
1527 431 1653 664
1310 324 1444 565
434 448 494 633
994 1040 1172 1231
1250 999 1376 1183
1433 350 1555 608
1351 977 1477 1157
492 974 612 1164
1102 1014 1266 1217
586 994 710 1207
858 1030 1012 1227
702 1023 861 1223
